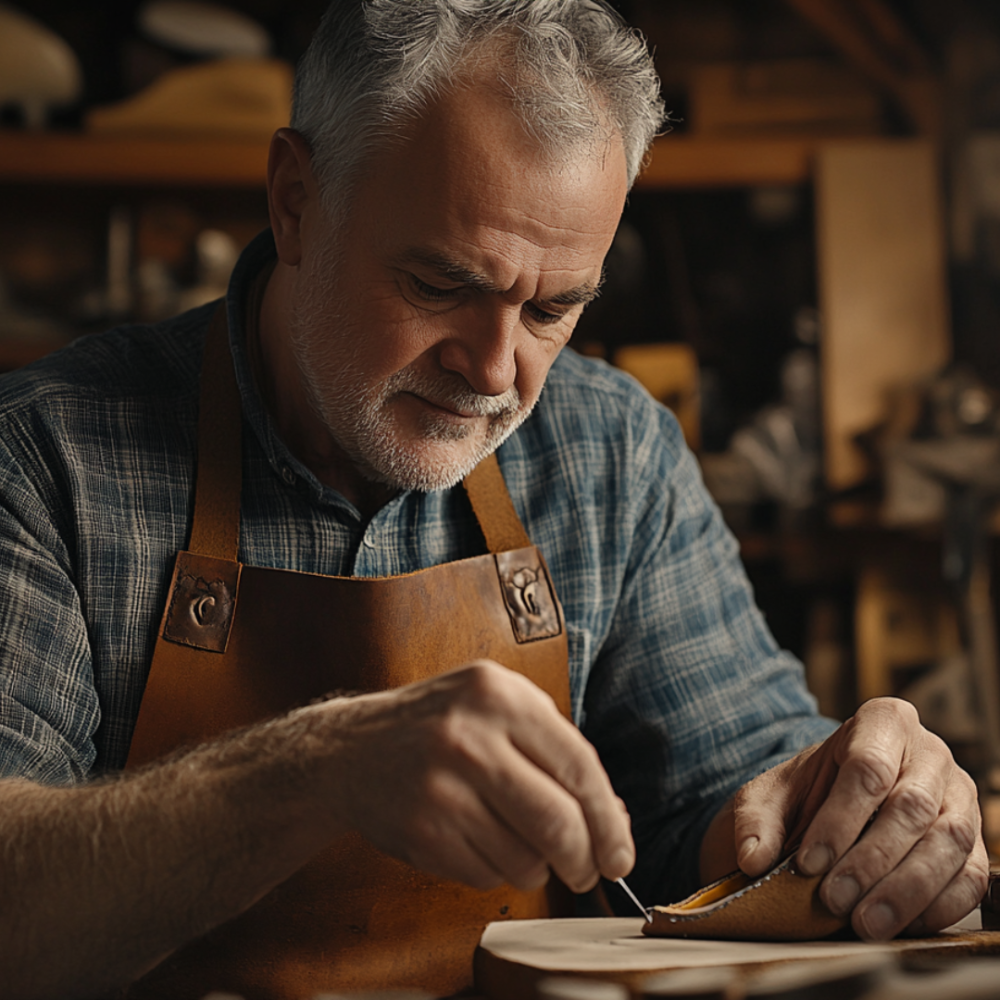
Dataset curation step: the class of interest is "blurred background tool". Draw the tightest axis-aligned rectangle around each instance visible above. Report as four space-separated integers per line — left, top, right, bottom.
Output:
0 3 82 129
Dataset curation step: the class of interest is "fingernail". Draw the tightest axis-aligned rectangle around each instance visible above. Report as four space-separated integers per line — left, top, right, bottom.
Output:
860 902 896 940
607 847 633 878
737 836 759 867
798 843 833 875
825 874 860 916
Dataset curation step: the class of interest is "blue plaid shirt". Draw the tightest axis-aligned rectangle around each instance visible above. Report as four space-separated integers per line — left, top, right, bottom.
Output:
0 231 835 901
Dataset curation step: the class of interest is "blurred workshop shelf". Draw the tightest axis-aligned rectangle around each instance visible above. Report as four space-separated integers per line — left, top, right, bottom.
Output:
636 135 815 188
0 130 824 189
0 131 271 187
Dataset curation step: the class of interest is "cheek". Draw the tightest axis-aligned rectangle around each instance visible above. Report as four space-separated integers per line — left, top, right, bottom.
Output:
358 311 448 380
514 344 562 406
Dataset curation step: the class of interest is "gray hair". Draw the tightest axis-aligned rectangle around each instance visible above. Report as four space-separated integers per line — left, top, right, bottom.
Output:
292 0 664 220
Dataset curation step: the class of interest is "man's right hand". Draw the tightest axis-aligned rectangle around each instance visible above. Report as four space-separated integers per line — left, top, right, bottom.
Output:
1 662 633 1000
314 660 635 893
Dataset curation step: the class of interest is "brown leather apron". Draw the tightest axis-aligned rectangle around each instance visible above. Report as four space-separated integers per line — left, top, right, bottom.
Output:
123 304 573 1000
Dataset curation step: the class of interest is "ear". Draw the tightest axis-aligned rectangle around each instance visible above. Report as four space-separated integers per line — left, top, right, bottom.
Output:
266 128 319 267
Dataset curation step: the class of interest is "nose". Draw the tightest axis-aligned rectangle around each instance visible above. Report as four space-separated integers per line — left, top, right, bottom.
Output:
438 303 519 397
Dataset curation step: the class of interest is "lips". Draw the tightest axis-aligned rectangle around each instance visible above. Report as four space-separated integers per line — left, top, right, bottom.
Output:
389 368 521 420
407 393 479 419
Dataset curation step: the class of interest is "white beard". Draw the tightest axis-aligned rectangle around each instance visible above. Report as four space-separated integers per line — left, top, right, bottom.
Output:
287 242 536 493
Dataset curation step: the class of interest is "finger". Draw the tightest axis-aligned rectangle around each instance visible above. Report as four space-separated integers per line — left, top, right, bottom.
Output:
819 747 961 918
905 845 989 936
395 769 547 891
865 771 984 938
505 707 634 883
476 733 607 892
453 665 634 884
396 768 555 892
429 772 554 892
847 805 980 940
797 701 911 876
468 826 551 893
731 766 796 877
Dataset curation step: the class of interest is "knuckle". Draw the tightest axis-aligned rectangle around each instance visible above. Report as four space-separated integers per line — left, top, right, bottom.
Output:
432 709 475 761
535 802 575 851
964 862 989 904
421 768 460 814
559 740 602 796
870 696 919 726
405 808 447 862
461 660 503 700
937 813 978 857
844 750 896 799
860 835 899 876
926 868 990 932
924 729 950 758
962 865 990 909
954 765 979 799
889 784 940 832
461 662 536 716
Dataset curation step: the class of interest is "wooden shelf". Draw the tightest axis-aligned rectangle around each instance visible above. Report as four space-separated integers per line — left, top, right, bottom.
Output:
0 129 829 190
635 135 816 189
0 131 270 187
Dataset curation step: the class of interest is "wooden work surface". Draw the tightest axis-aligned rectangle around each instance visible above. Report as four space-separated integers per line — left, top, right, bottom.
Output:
474 913 1000 999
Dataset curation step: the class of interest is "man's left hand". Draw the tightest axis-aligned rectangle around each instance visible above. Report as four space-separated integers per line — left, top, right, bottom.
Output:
729 697 988 940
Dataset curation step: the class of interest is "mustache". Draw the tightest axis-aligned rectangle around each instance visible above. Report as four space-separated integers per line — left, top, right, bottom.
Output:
384 368 521 417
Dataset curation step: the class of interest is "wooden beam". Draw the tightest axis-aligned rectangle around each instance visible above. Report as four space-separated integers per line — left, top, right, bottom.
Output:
781 0 941 136
853 0 931 76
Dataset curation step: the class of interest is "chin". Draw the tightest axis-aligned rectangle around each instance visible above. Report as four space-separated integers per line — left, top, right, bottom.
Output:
347 398 533 494
361 434 492 493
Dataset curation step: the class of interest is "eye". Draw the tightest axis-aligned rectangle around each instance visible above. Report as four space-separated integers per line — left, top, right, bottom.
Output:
524 302 566 325
410 275 457 301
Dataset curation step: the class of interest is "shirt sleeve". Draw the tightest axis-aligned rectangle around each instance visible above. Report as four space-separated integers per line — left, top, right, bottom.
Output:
576 388 838 906
0 420 99 785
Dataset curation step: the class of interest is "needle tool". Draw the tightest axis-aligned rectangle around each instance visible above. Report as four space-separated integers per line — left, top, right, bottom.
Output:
615 876 652 923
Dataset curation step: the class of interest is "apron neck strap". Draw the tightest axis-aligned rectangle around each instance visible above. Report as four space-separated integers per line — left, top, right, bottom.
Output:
461 454 531 552
189 298 533 561
189 303 243 561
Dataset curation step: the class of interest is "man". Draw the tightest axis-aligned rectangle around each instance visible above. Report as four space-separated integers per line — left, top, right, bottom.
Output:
0 1 986 998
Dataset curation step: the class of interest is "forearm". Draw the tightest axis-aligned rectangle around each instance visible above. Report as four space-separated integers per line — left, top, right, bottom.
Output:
1 700 349 1000
1 662 636 1000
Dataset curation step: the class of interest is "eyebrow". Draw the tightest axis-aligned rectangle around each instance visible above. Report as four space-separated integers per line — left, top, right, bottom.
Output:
399 248 604 307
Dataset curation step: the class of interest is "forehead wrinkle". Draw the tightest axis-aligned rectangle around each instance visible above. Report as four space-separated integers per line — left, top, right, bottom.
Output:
398 246 603 306
399 248 505 294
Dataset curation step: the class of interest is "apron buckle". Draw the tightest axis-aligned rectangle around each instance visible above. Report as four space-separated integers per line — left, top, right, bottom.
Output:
161 551 241 653
496 548 562 642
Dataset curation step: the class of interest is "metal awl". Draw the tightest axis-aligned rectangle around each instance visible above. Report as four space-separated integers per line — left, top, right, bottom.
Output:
615 876 652 923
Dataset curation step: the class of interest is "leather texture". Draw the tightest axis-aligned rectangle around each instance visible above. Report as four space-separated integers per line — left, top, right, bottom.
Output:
643 854 847 942
124 303 574 1000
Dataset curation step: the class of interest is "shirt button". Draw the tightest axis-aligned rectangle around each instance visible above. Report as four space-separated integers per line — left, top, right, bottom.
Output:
281 467 296 485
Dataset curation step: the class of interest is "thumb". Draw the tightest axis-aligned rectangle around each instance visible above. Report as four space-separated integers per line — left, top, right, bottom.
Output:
732 767 793 877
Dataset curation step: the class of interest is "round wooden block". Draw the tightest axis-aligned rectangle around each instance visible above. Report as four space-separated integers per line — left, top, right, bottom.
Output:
473 914 1000 1000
